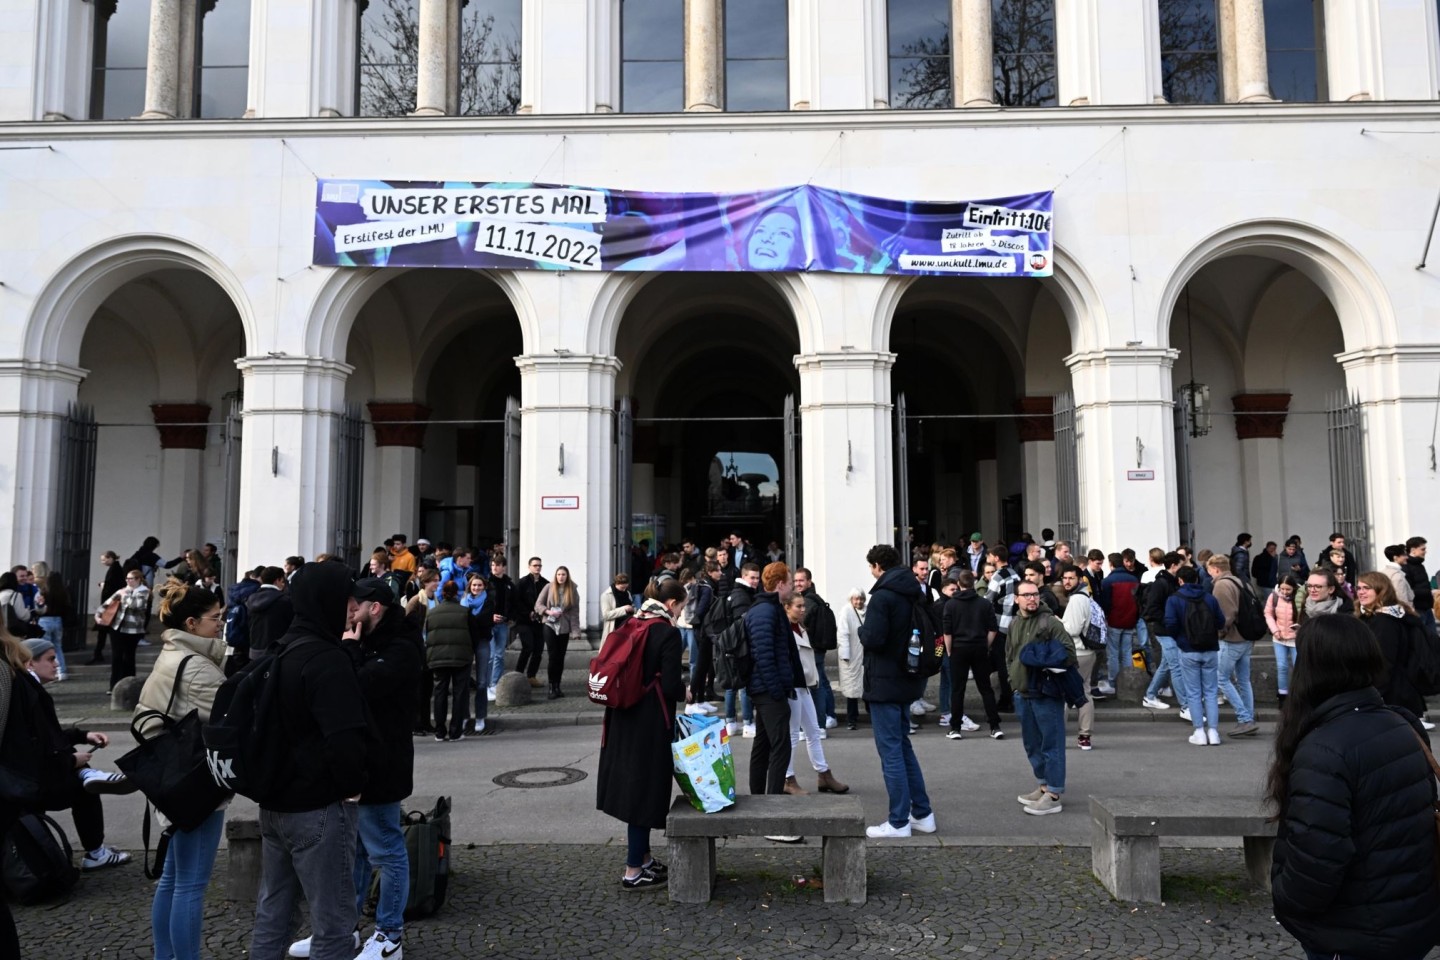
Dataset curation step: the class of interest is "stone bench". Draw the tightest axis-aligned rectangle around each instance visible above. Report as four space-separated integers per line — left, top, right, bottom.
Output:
666 795 866 904
1090 796 1277 903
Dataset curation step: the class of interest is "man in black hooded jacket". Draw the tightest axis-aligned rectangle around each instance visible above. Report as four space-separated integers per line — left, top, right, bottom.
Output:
250 561 371 960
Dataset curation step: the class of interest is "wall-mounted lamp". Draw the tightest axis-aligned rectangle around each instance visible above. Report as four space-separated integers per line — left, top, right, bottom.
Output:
846 441 854 474
271 446 279 476
558 442 565 475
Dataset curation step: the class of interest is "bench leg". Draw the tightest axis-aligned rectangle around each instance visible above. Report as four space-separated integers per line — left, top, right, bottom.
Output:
1092 821 1161 903
1243 836 1274 892
668 837 715 903
822 836 866 904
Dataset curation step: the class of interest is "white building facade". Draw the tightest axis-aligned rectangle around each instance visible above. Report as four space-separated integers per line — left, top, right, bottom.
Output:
2 0 1440 625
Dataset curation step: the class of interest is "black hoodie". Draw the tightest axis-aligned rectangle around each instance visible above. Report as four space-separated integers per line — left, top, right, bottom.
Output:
941 588 998 645
352 603 423 805
265 561 370 813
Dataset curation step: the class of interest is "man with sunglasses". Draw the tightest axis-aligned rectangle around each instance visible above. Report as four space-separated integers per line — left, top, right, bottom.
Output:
1005 580 1075 817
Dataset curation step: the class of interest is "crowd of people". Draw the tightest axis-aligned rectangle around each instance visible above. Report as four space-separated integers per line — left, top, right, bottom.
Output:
0 523 1437 960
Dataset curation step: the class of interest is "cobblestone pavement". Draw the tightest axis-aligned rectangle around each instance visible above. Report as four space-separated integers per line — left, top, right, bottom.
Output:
18 843 1417 960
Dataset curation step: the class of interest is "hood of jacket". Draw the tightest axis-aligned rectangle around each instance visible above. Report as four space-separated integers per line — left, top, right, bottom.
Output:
1176 582 1208 600
870 565 922 601
286 561 352 643
159 627 228 666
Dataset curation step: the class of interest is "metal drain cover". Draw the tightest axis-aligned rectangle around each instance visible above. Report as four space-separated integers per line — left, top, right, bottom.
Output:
492 766 588 789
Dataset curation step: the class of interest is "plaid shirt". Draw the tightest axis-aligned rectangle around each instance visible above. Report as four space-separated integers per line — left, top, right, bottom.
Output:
986 565 1019 635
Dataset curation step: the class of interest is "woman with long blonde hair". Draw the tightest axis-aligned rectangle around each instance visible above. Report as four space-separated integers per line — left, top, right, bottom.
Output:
535 566 580 699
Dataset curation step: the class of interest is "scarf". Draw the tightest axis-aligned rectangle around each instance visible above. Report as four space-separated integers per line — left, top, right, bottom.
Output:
463 589 488 616
635 598 673 623
610 586 632 609
1305 594 1343 617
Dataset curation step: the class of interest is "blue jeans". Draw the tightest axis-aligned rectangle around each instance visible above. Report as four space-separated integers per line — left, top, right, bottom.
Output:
1106 627 1138 685
724 688 752 723
38 616 66 676
1014 695 1066 794
353 802 408 938
811 650 835 721
869 702 931 828
680 627 697 673
1217 640 1255 724
252 801 360 960
472 638 491 722
489 622 509 686
1273 641 1296 695
1179 650 1220 731
1144 635 1188 704
152 807 224 960
626 824 651 869
935 652 951 715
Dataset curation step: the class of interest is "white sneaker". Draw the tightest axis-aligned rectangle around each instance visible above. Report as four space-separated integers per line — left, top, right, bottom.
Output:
1023 792 1063 816
866 820 912 838
909 701 927 717
1159 687 1174 697
702 702 720 715
1188 729 1208 746
1178 707 1192 721
1424 718 1437 731
960 716 980 732
920 698 937 712
938 713 951 727
472 719 485 734
742 723 756 739
684 703 711 715
1141 696 1170 710
818 729 827 740
289 931 362 958
357 931 403 960
1096 681 1116 696
908 812 937 833
824 716 837 729
945 730 963 740
725 721 741 736
487 687 497 702
81 844 131 870
1206 728 1222 745
798 730 807 741
1217 692 1227 705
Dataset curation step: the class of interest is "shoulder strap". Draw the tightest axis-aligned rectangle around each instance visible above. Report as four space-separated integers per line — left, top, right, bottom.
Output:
163 655 197 719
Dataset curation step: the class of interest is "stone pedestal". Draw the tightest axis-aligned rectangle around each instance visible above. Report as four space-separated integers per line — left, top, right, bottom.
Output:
668 837 715 903
226 818 263 901
821 836 867 904
495 670 533 708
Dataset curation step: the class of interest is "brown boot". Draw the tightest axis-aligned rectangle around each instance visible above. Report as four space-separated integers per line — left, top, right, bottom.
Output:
817 769 849 794
528 677 541 688
783 776 808 796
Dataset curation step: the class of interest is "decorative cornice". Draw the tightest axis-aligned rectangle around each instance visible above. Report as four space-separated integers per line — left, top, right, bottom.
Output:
793 350 897 372
514 353 622 375
1065 347 1180 370
368 402 431 448
150 403 211 450
1232 392 1291 440
235 355 355 378
0 359 88 384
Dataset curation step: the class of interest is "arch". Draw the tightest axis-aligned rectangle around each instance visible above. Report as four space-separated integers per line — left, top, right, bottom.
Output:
307 266 539 362
25 234 259 365
1156 219 1395 353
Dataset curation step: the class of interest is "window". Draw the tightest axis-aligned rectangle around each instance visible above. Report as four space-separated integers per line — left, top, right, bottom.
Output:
459 0 521 115
90 0 152 120
1264 0 1325 101
197 0 251 118
621 0 683 112
725 0 788 111
356 0 419 116
992 0 1056 106
1159 0 1220 103
888 0 951 109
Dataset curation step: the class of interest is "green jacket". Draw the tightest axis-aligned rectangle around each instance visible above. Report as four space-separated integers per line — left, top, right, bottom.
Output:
1005 607 1075 697
424 600 473 670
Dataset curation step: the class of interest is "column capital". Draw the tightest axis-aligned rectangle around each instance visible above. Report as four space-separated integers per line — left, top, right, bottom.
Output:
1231 392 1290 440
235 355 356 378
0 359 88 386
793 350 896 372
151 402 212 450
1064 347 1179 371
515 353 623 375
367 401 431 448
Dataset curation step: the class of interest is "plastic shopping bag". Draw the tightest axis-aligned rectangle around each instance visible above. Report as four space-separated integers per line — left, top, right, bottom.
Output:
672 713 737 814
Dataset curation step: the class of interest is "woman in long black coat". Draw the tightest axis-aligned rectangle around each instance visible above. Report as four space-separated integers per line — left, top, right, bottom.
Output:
1354 572 1429 716
596 578 685 890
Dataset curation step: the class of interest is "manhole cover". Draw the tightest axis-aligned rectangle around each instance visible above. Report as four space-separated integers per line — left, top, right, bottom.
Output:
492 766 588 789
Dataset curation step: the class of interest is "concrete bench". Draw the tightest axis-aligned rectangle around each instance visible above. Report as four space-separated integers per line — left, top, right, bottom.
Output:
665 795 866 904
1090 796 1277 903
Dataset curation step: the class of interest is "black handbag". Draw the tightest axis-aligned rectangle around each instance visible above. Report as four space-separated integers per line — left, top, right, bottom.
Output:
115 655 232 833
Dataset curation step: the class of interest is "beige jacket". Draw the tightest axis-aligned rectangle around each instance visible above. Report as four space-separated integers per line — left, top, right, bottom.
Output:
134 628 228 737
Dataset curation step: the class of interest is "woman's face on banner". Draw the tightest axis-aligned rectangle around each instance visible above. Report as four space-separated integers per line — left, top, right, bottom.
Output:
746 210 800 269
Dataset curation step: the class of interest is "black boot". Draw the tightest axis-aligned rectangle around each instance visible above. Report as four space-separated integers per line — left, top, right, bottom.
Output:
548 683 561 700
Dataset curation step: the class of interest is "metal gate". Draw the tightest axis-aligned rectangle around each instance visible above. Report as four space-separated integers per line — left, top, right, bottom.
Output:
894 392 910 552
613 397 632 575
1328 390 1370 569
219 393 243 578
503 396 522 574
52 403 97 650
332 402 365 571
782 394 800 567
1052 391 1080 550
1173 387 1198 550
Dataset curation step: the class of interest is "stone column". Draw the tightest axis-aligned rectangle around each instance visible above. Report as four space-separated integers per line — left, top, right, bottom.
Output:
1232 0 1273 102
684 0 724 111
0 361 85 568
1015 396 1060 539
140 0 183 118
413 0 449 116
1232 393 1290 536
366 402 430 546
516 353 621 637
1065 347 1180 550
151 403 211 550
955 0 993 106
234 357 352 573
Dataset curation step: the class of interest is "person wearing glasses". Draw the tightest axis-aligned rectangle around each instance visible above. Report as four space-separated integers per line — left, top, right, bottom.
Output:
107 568 152 693
513 557 549 687
1005 579 1076 816
1300 569 1353 623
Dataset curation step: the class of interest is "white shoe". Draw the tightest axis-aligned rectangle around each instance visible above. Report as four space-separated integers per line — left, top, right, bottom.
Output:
960 716 980 732
909 701 927 717
487 687 497 702
684 703 710 715
1424 718 1437 731
1141 696 1170 710
1188 729 1208 746
866 820 912 838
289 931 362 958
798 730 807 741
473 719 485 734
1217 693 1228 705
824 716 838 729
742 723 756 739
1206 728 1221 745
818 729 827 740
357 931 402 960
725 721 741 736
1178 707 1192 722
764 835 803 844
945 730 963 740
1096 681 1116 696
938 713 951 727
1159 687 1173 697
81 844 131 870
908 812 936 833
920 698 936 712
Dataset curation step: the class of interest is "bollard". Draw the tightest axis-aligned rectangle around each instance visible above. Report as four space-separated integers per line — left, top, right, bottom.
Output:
226 818 263 902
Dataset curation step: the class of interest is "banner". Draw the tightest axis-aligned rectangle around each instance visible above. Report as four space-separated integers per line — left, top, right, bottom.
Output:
313 181 1053 277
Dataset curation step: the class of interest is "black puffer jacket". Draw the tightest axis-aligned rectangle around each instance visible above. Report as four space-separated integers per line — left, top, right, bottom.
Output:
745 591 803 701
1272 687 1440 958
1360 609 1428 716
859 566 925 705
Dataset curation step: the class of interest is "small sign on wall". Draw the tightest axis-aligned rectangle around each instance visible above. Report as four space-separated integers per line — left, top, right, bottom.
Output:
541 495 580 510
1126 470 1156 481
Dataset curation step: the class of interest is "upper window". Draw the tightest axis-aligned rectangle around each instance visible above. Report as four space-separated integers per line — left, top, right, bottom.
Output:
197 0 251 118
1264 0 1326 101
459 0 521 115
1158 0 1220 103
620 0 684 112
356 0 419 116
89 0 152 120
992 0 1056 107
725 0 788 111
888 0 951 109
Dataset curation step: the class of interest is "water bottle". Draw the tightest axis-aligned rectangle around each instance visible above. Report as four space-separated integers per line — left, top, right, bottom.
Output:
907 629 922 675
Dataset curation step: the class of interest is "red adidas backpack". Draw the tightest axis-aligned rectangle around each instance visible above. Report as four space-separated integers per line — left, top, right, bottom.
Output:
587 616 666 709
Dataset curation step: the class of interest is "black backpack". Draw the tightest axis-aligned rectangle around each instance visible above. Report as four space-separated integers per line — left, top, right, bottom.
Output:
808 599 839 653
1184 596 1220 653
713 617 753 691
2 813 79 904
908 598 945 678
1230 579 1269 642
701 592 736 640
365 796 452 920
